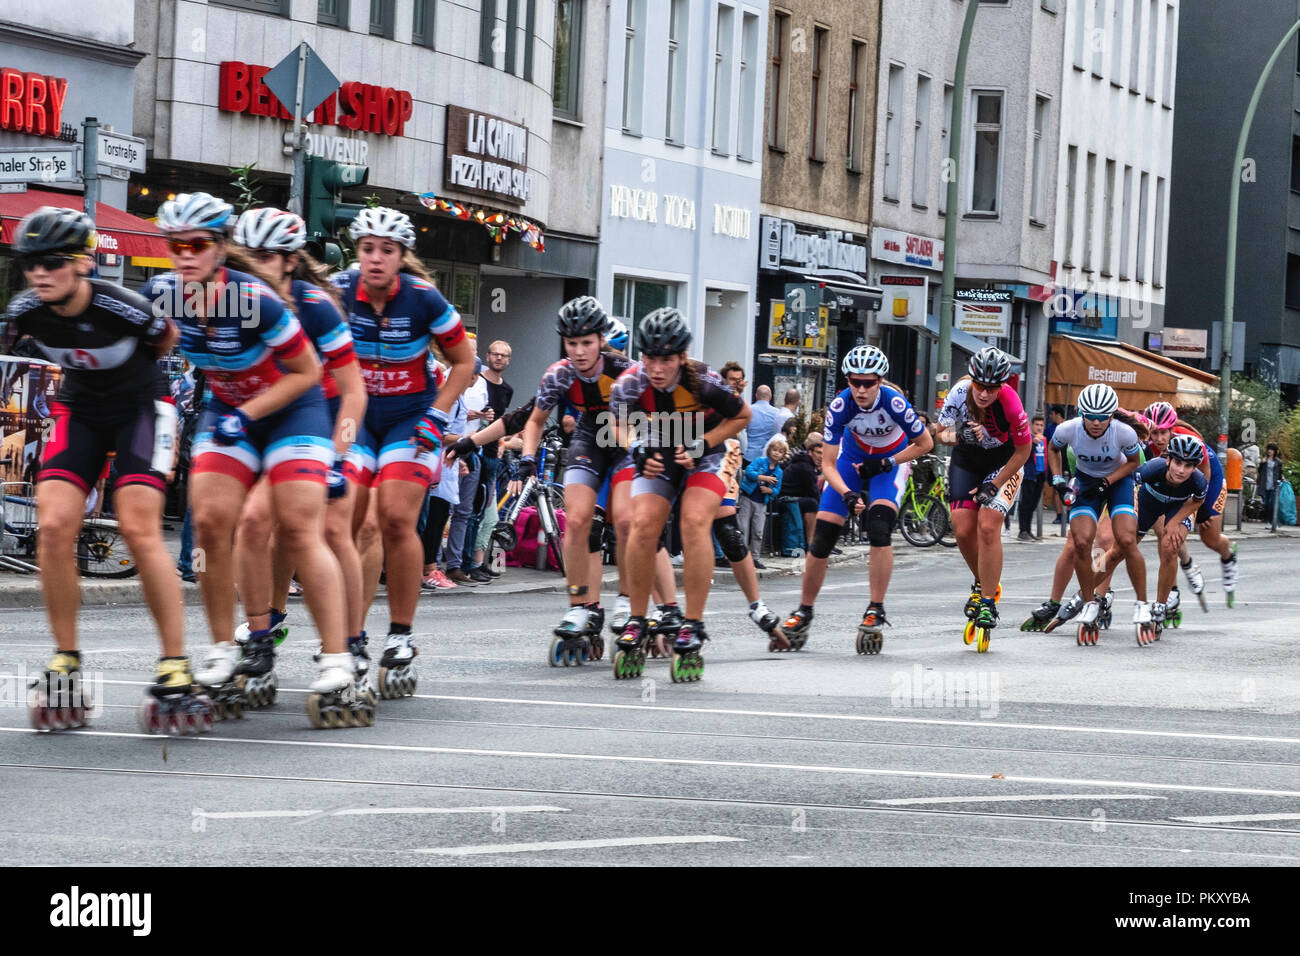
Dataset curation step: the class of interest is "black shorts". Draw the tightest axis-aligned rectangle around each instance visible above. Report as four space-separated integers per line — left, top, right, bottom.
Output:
39 401 169 495
563 426 632 491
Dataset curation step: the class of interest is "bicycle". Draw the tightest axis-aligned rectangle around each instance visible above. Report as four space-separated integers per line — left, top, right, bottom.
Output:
1 482 140 577
489 428 566 575
898 456 955 548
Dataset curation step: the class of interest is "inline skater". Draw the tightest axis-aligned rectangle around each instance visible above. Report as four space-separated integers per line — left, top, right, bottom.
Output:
228 208 369 708
935 347 1032 651
2 207 195 732
608 308 750 681
330 207 476 697
146 193 359 727
1043 384 1145 645
781 346 932 654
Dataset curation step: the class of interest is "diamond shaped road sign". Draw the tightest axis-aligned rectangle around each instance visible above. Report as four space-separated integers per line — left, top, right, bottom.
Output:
262 42 340 121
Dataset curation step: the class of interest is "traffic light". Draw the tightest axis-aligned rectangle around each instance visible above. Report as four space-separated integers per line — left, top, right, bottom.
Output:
304 154 369 264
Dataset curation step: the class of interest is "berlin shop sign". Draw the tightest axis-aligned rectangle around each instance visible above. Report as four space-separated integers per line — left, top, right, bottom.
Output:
219 61 412 137
445 105 534 205
0 69 70 139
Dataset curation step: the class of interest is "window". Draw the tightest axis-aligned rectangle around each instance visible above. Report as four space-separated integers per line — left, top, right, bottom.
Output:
1120 164 1133 278
1030 96 1048 223
369 0 394 38
412 0 435 47
524 0 536 81
213 0 286 14
553 0 583 119
882 63 903 199
434 264 479 328
1287 255 1300 309
809 27 829 161
911 74 931 204
480 0 498 65
738 12 759 161
1162 2 1175 107
1152 176 1166 286
1146 0 1157 100
1064 145 1078 265
613 277 679 358
1083 152 1097 271
968 90 1002 215
848 40 867 173
1111 0 1124 85
1091 0 1105 77
1042 0 1058 11
622 0 645 134
1292 136 1300 192
505 0 519 76
1136 170 1150 282
712 5 735 155
1102 158 1116 274
939 83 953 215
1129 0 1142 91
768 11 790 149
665 0 688 143
1072 0 1087 69
318 0 348 28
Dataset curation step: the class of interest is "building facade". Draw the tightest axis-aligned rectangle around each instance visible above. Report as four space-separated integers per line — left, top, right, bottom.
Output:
871 0 1065 413
596 0 766 374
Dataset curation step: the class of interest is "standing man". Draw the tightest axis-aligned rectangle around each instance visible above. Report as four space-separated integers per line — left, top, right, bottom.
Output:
1260 443 1283 531
1018 414 1047 541
720 363 748 460
745 385 784 463
465 340 513 576
446 335 488 585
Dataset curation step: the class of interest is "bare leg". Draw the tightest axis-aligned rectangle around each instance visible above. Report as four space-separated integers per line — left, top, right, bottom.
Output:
35 480 89 652
114 485 184 657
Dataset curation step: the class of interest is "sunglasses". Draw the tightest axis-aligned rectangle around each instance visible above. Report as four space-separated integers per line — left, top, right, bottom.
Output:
970 380 1002 393
847 377 881 389
19 253 77 272
1082 413 1112 423
249 248 283 262
167 237 219 256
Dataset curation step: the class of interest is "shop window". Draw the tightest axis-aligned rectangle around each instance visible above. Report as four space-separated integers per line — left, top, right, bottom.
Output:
412 0 436 48
613 277 678 358
553 0 584 119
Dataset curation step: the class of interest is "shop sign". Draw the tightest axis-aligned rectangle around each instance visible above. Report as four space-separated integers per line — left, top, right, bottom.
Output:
1161 327 1208 359
871 226 944 272
445 105 534 204
759 216 867 277
954 289 1012 336
712 204 751 239
0 69 69 139
218 61 412 136
608 185 696 230
879 274 928 327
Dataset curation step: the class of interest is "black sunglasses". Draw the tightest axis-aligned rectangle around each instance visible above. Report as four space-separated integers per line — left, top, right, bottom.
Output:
19 253 77 272
847 376 881 388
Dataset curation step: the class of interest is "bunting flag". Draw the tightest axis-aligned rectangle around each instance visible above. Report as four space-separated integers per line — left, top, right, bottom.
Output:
417 192 546 251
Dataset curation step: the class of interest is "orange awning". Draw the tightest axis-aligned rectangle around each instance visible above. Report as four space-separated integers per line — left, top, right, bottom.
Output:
0 187 169 258
1047 334 1219 410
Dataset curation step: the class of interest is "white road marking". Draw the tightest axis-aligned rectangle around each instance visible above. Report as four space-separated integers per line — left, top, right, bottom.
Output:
1171 813 1300 824
3 726 1299 798
872 794 1167 806
414 835 744 856
196 805 568 820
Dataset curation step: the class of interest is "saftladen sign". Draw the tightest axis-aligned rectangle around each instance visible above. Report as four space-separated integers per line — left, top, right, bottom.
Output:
954 289 1012 337
218 61 412 137
444 106 534 205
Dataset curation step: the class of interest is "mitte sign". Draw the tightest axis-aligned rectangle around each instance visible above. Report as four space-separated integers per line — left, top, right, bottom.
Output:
218 61 412 137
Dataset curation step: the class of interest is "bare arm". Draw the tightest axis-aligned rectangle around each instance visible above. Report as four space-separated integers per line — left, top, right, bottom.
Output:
328 360 367 458
239 347 321 421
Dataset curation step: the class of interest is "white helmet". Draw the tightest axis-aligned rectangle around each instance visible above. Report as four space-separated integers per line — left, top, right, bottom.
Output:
842 345 889 377
156 192 234 234
348 207 416 248
234 207 306 252
1077 383 1119 417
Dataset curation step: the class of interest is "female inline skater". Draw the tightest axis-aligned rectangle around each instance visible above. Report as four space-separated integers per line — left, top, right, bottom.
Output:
780 346 932 655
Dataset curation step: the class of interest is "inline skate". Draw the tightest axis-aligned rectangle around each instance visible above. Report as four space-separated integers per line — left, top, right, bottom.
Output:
1221 544 1238 608
194 642 246 720
612 616 649 679
234 629 278 709
1134 601 1157 646
750 601 789 650
1043 592 1084 633
377 630 417 699
778 606 813 652
139 657 214 735
963 581 983 621
1150 602 1166 639
28 651 92 732
1076 597 1103 646
234 608 290 648
1164 586 1183 629
306 653 374 728
670 620 707 683
550 605 594 667
609 594 631 637
651 603 685 658
1021 599 1061 631
964 599 997 653
964 585 1001 646
855 604 889 655
349 633 376 707
1096 589 1115 630
1182 558 1209 611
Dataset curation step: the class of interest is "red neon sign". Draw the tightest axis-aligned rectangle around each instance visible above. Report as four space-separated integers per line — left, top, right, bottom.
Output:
218 61 412 137
0 68 70 138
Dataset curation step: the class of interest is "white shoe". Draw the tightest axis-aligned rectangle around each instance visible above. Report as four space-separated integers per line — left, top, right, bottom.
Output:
194 642 239 686
1132 601 1151 625
311 653 354 694
1077 600 1101 626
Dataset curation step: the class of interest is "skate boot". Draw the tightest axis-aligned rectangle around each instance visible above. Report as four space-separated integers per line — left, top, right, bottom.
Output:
609 594 631 636
1221 544 1239 608
1165 587 1183 629
1075 597 1102 646
307 653 373 728
779 606 814 652
348 633 374 700
1043 592 1084 633
378 631 417 699
235 608 290 647
750 601 789 650
1150 602 1166 639
612 616 649 680
963 581 983 621
965 598 998 653
234 629 278 709
140 657 215 735
652 604 685 657
1021 599 1061 632
550 605 593 667
1182 558 1208 611
1133 601 1157 646
1096 589 1115 629
28 651 92 732
855 604 889 655
670 620 707 683
585 606 606 661
194 642 245 720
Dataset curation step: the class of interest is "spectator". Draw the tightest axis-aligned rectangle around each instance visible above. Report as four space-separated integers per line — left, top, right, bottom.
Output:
782 433 824 548
745 385 787 462
782 387 801 421
465 339 513 577
780 415 800 447
737 436 788 567
1241 438 1260 490
447 339 488 585
421 386 469 589
1019 414 1047 541
1261 443 1283 531
721 362 748 459
1046 404 1066 524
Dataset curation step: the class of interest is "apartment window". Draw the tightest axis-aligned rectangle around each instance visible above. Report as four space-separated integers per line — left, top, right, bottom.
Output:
1102 158 1116 274
214 0 286 13
882 64 903 199
809 27 829 161
738 12 759 161
1152 176 1166 286
847 41 867 172
369 0 394 38
912 75 931 205
613 277 679 358
712 5 735 155
505 0 519 75
1129 0 1142 91
1072 0 1087 69
318 0 348 28
1120 164 1133 278
768 11 790 149
553 0 583 119
1136 170 1150 282
1145 0 1157 100
1111 0 1124 85
1090 0 1104 77
1042 0 1058 10
1287 255 1300 309
1064 145 1078 265
968 90 1002 215
480 0 498 65
525 0 538 80
1292 136 1300 191
622 0 645 134
1083 152 1097 271
1030 96 1048 223
938 83 953 215
1162 2 1175 107
665 0 687 143
411 0 435 47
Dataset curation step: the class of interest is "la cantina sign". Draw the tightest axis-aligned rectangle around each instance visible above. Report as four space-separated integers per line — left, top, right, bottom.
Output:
219 61 412 137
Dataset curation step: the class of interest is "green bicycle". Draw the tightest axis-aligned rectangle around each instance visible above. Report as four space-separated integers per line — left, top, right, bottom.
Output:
899 455 956 548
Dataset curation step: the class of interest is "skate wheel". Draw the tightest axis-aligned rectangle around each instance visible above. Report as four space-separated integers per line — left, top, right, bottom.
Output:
669 654 684 683
855 631 866 655
962 621 976 645
612 650 628 679
548 637 565 668
306 695 323 728
590 637 605 662
976 628 991 653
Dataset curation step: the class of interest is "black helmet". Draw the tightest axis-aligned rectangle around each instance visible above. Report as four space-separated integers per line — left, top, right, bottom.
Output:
968 346 1012 386
636 307 691 356
556 295 610 338
15 206 96 256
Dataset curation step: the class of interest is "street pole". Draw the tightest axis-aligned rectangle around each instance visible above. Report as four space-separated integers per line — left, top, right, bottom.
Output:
937 0 981 410
1220 18 1300 462
82 117 99 227
287 42 309 216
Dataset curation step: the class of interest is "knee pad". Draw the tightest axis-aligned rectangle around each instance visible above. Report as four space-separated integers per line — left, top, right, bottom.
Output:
867 504 896 547
588 507 606 554
810 518 842 559
712 514 748 563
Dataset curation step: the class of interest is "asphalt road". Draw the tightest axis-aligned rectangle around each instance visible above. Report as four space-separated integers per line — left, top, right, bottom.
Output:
1 533 1297 867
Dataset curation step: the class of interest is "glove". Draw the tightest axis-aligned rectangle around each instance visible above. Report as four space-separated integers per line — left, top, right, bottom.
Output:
413 407 448 453
516 455 537 481
857 456 895 480
326 458 348 500
447 436 478 461
1096 477 1111 497
630 440 652 474
842 491 861 515
213 408 251 447
1051 474 1069 491
957 422 982 446
975 479 999 508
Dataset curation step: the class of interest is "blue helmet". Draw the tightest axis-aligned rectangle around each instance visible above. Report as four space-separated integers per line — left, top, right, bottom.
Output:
606 317 629 351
